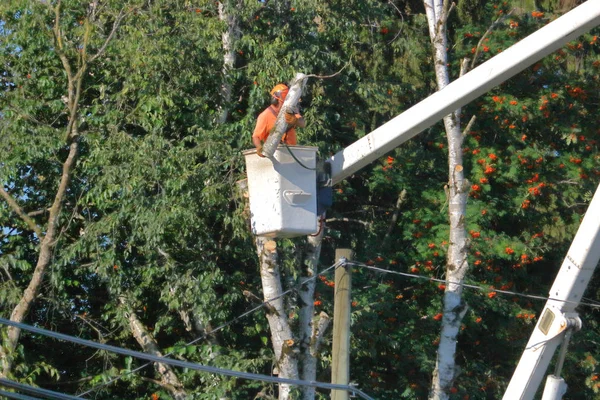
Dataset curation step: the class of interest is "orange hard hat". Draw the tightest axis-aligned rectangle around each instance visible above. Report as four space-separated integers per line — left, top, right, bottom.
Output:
270 84 289 101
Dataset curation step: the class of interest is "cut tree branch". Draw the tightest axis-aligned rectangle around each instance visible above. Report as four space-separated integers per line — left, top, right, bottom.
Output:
311 312 330 355
462 115 477 138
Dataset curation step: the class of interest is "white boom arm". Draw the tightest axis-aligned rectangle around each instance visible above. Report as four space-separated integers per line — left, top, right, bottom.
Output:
320 1 600 398
326 0 600 185
503 182 600 399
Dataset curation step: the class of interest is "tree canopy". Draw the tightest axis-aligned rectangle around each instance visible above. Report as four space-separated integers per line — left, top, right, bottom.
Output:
1 0 599 399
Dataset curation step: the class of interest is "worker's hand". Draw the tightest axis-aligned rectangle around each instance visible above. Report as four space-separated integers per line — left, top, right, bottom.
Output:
285 111 298 126
256 146 265 158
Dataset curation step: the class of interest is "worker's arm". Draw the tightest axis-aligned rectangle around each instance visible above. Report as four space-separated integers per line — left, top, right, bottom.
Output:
252 135 265 157
295 114 306 128
252 112 269 157
285 111 305 128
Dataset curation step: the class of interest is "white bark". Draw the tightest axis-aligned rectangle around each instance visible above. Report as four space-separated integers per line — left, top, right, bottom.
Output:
120 297 187 400
217 0 241 124
255 236 299 400
298 226 330 400
425 1 470 399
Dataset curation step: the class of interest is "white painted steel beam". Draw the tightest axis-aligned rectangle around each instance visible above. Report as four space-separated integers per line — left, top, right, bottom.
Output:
327 0 600 184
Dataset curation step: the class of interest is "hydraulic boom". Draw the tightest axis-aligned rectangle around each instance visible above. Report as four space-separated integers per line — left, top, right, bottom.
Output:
327 0 600 185
502 182 600 399
321 1 600 398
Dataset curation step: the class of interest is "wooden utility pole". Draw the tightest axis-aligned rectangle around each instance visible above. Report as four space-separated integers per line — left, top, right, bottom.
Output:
331 248 353 400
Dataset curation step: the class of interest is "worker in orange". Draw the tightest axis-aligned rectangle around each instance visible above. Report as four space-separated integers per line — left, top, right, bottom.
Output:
252 83 305 157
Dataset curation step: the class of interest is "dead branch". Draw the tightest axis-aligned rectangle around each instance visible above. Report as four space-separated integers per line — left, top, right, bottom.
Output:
306 57 352 80
89 9 127 63
383 189 407 243
470 9 515 70
326 217 371 227
76 314 107 343
462 115 477 137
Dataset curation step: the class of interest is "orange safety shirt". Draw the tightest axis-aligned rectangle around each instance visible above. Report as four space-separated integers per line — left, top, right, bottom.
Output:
252 106 297 145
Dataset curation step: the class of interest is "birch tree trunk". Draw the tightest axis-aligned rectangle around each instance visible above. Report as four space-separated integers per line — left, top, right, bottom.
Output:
217 0 241 124
255 236 300 400
120 297 187 400
255 232 329 400
424 1 470 399
298 225 330 400
0 3 124 378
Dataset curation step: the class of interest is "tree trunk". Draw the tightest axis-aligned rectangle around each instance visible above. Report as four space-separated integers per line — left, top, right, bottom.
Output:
255 236 299 400
1 137 80 379
0 2 124 378
424 1 471 399
298 226 330 400
120 297 187 400
217 0 241 124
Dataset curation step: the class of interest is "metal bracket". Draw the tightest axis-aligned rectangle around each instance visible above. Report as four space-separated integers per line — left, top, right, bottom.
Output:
533 306 581 351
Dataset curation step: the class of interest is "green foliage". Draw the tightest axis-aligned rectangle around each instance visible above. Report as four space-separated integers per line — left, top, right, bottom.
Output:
1 0 600 398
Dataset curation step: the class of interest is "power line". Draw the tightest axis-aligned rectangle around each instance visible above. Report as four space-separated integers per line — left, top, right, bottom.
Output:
15 256 587 400
0 318 372 400
78 260 342 397
0 378 81 400
0 389 41 400
0 265 375 400
354 262 600 310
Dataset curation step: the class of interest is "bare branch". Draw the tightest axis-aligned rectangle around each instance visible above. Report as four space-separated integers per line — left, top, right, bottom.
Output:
306 57 352 80
7 106 66 128
89 9 127 63
0 187 43 238
387 0 405 44
1 261 13 281
387 0 403 16
462 115 477 137
440 0 455 29
556 179 580 185
383 189 407 243
470 9 515 70
75 314 106 343
27 209 49 217
566 202 589 208
52 1 73 82
119 296 187 400
326 217 371 227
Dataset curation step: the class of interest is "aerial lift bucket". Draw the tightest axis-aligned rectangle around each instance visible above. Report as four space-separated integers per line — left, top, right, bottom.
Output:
243 146 319 238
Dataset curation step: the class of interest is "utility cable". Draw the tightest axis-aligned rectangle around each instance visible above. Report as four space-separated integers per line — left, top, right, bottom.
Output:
75 260 342 397
0 389 40 400
354 261 600 310
0 318 374 400
0 378 81 400
283 143 316 170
